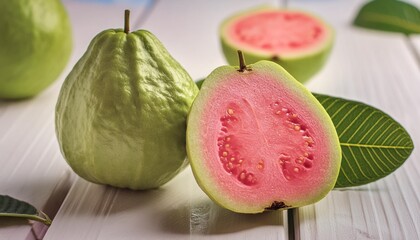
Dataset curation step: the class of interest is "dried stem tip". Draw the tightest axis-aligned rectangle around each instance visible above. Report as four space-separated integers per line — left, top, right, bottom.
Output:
237 50 248 72
124 10 130 33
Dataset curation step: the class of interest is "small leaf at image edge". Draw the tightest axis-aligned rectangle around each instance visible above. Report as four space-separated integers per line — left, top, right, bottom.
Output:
353 0 420 34
0 195 51 225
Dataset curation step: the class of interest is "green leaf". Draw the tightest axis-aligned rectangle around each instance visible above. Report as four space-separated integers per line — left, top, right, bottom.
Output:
313 94 414 188
0 195 51 225
353 0 420 34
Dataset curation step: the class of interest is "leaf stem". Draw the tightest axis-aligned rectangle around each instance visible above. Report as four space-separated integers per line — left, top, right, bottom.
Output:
0 212 52 226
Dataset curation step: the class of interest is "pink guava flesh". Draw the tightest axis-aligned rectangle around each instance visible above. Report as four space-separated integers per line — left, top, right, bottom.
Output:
198 73 334 208
228 11 328 54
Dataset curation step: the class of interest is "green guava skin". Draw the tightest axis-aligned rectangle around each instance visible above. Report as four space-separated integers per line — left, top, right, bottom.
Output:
220 7 334 83
0 0 72 99
55 29 199 190
187 61 341 213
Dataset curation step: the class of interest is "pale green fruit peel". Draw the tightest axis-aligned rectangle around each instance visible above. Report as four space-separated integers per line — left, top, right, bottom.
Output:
56 28 198 190
0 0 72 99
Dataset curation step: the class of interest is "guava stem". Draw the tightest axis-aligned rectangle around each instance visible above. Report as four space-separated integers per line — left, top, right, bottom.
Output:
237 50 247 72
124 10 130 33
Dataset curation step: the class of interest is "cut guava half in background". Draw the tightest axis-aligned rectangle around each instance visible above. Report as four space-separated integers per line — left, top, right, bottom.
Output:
220 6 334 83
187 52 341 214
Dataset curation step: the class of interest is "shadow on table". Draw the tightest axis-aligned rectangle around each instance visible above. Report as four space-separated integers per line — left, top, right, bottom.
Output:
333 185 382 192
0 99 27 113
0 217 29 228
61 170 284 236
160 199 284 235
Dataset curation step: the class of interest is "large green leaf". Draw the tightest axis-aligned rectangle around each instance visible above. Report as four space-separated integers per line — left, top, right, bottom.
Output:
0 195 51 225
195 79 414 188
313 94 414 188
353 0 420 34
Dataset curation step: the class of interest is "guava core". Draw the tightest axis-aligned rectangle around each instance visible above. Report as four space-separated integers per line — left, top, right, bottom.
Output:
220 7 334 83
187 59 341 213
0 0 72 99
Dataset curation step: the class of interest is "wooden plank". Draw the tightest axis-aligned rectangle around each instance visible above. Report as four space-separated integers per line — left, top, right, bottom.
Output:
45 0 289 239
287 0 420 239
0 1 149 239
62 0 151 60
45 170 286 240
409 36 420 64
140 0 280 80
399 0 420 68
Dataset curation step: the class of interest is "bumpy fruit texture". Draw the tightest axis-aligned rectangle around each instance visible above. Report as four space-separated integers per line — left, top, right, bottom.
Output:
220 7 334 83
56 29 199 190
187 60 341 213
0 0 72 99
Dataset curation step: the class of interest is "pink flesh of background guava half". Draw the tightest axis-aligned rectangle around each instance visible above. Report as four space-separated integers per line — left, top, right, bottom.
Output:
228 10 328 55
198 73 334 207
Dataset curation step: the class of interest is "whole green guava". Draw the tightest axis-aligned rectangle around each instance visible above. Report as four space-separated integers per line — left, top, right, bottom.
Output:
0 0 72 99
55 12 199 190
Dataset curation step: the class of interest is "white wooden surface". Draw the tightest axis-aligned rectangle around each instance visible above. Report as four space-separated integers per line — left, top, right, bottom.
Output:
288 0 420 239
141 0 279 80
1 0 419 239
0 89 72 240
411 36 420 61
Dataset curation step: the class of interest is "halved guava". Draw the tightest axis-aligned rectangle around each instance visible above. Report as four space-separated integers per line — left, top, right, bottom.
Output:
187 57 341 214
220 7 334 83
